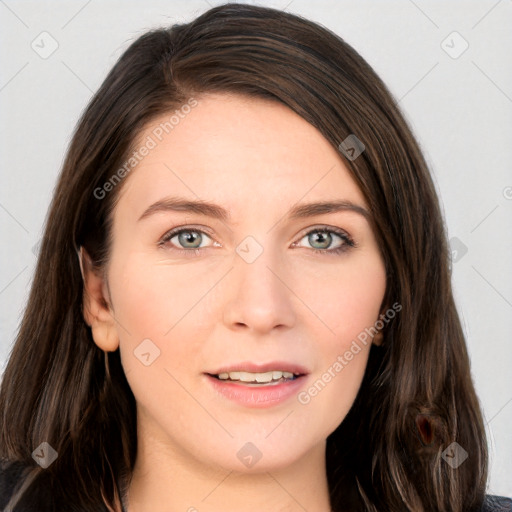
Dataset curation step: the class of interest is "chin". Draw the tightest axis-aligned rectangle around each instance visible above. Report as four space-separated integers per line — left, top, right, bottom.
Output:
194 433 320 474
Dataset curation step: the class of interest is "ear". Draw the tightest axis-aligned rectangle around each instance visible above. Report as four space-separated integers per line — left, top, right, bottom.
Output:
78 247 119 352
372 330 384 346
372 304 388 347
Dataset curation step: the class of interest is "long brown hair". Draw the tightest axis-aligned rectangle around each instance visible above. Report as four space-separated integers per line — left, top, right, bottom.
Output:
0 3 488 511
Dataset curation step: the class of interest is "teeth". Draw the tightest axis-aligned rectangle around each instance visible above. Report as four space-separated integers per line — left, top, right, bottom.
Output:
216 370 296 383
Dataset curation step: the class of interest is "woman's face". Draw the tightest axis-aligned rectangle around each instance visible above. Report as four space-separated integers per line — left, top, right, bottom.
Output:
92 93 386 472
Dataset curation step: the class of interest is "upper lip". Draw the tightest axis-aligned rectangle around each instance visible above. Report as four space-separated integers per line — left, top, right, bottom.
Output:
206 361 309 376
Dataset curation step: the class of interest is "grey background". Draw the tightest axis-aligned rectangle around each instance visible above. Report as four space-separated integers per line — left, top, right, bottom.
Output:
1 0 511 496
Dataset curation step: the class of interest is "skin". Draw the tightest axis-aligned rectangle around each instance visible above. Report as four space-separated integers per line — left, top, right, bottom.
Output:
82 93 387 512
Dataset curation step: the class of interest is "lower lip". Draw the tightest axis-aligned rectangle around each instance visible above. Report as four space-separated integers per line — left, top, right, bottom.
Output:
205 374 306 408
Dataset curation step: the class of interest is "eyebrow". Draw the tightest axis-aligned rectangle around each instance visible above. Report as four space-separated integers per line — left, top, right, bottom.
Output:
138 196 370 222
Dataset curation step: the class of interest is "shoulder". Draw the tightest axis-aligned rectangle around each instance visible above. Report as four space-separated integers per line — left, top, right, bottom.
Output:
0 459 26 510
481 495 512 512
0 459 55 512
0 459 113 512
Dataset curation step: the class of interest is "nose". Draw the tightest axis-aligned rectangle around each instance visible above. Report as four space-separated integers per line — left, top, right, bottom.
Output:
222 244 296 334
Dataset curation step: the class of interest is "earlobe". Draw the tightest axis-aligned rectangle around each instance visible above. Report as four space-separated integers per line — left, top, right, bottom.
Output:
78 247 119 352
372 305 388 346
372 330 384 346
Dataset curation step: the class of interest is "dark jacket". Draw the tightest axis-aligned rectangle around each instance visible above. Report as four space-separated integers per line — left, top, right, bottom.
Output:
1 460 511 511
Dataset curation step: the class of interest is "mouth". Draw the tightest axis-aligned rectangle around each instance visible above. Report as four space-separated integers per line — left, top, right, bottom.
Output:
205 361 309 385
204 361 309 407
206 370 304 386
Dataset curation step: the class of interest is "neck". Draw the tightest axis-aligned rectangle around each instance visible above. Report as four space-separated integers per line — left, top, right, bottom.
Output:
122 422 332 512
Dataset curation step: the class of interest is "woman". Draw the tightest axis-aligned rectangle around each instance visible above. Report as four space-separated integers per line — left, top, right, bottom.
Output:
0 3 510 511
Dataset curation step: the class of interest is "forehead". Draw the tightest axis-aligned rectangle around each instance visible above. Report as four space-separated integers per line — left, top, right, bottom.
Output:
116 93 367 217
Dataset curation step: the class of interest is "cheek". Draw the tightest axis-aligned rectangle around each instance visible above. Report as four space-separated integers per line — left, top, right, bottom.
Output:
107 250 223 386
296 327 372 442
108 249 218 337
293 251 386 352
290 252 385 430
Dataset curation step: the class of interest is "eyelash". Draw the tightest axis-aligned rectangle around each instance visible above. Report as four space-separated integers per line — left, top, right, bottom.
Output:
158 225 356 257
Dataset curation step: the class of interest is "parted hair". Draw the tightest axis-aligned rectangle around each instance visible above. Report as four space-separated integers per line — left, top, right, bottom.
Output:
0 3 487 511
